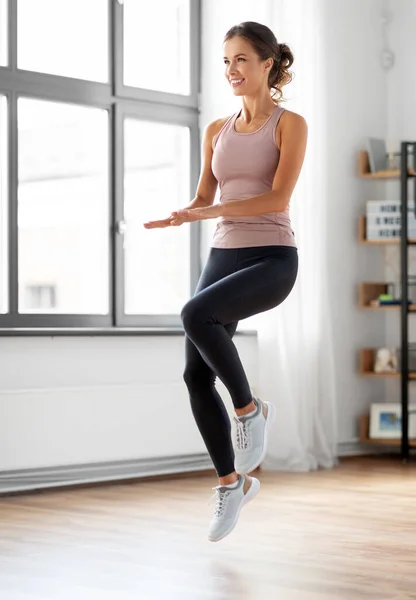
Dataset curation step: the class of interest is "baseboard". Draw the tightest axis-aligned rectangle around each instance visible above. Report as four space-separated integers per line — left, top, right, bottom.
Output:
337 440 393 457
1 443 388 495
0 453 213 495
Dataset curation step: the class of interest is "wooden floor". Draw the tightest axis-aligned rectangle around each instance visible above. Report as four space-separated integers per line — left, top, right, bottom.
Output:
1 458 416 600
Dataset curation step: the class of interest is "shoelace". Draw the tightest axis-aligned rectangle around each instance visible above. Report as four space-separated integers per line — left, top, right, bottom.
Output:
234 417 250 450
209 487 230 517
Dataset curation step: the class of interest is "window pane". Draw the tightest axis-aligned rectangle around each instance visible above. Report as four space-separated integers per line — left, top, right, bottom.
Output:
124 119 190 315
18 0 108 82
18 99 109 314
123 0 190 95
0 0 7 66
0 96 7 313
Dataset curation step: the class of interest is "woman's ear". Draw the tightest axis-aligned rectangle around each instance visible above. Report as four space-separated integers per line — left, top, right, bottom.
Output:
264 58 274 73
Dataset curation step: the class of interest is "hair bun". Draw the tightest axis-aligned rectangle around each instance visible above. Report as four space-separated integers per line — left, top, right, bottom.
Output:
279 42 290 56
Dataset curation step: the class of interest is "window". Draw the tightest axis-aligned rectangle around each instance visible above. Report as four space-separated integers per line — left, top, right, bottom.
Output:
0 0 7 66
0 96 7 313
18 99 109 315
123 0 190 95
124 119 191 315
0 0 201 331
17 0 108 82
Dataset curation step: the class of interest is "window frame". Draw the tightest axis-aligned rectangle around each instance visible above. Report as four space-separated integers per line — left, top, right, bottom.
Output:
0 0 202 334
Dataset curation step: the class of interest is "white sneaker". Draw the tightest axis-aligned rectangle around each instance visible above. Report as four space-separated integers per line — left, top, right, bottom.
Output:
208 474 260 542
233 397 276 475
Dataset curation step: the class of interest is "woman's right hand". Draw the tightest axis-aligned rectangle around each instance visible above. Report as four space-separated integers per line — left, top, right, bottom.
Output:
168 211 187 227
143 211 185 229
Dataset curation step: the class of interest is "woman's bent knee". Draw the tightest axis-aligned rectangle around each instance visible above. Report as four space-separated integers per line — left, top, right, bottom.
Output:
181 297 207 333
183 364 214 393
180 299 194 331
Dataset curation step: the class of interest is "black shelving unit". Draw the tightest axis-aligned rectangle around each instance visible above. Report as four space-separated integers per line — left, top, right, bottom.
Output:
400 141 416 461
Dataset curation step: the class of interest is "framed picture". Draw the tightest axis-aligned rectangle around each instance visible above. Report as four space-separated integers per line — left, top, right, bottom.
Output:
369 403 416 439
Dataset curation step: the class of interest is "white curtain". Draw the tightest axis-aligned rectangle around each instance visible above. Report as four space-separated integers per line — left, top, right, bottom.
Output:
257 0 339 471
199 0 338 469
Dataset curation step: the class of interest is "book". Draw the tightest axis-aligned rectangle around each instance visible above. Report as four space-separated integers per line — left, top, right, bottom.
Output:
367 137 387 173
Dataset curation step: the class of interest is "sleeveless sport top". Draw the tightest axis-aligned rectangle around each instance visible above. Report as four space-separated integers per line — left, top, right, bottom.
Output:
210 104 296 249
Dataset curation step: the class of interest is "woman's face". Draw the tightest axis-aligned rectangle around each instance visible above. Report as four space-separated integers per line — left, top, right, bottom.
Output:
223 36 272 97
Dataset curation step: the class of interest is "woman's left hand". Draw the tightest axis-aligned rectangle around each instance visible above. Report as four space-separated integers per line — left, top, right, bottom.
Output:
175 204 223 222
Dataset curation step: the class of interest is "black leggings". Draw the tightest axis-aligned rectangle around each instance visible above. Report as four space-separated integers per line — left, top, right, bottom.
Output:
181 245 298 477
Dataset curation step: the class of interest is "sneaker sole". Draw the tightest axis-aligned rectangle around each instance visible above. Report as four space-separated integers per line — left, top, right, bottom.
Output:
208 477 261 543
235 401 276 475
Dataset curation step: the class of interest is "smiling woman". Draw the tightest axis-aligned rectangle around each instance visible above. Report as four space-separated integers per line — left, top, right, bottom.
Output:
144 20 307 544
223 22 293 104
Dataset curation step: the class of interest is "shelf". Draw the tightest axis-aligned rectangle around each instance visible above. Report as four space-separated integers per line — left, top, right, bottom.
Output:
358 414 416 447
359 348 416 378
358 151 416 179
358 142 416 461
358 216 416 245
359 282 416 311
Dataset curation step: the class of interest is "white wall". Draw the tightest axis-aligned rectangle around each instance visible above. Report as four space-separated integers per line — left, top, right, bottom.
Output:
0 334 257 473
322 0 389 444
387 0 416 145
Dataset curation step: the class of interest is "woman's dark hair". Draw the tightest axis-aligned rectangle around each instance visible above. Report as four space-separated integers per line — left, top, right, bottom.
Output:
224 21 294 103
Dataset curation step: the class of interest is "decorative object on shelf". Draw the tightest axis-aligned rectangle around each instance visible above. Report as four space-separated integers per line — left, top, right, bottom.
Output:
359 413 416 447
358 282 416 309
370 295 405 307
373 347 398 373
359 348 416 378
358 151 416 179
387 152 401 170
365 279 416 306
367 138 388 172
369 293 394 307
369 403 416 440
366 200 416 241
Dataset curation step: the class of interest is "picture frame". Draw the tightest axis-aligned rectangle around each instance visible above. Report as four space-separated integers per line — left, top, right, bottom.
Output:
369 403 416 439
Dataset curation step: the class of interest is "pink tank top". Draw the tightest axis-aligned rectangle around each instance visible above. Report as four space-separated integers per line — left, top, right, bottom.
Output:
210 104 296 249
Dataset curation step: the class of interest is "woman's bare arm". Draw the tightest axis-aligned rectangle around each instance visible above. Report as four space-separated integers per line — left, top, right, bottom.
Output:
184 118 228 210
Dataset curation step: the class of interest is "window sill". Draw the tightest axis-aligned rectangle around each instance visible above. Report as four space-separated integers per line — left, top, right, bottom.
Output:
0 327 258 337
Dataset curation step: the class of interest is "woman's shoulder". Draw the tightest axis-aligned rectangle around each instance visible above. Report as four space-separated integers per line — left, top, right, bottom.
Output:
275 108 307 151
205 116 233 137
204 115 234 150
278 108 308 130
